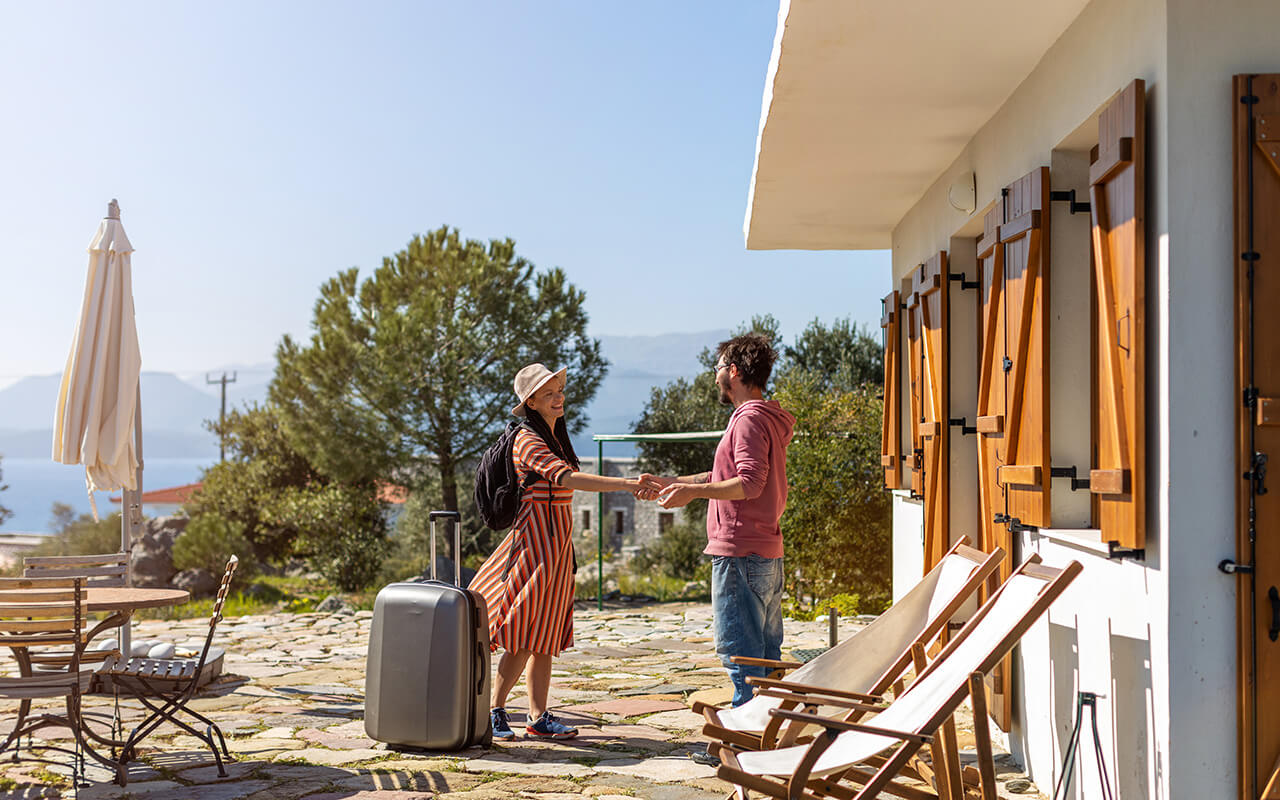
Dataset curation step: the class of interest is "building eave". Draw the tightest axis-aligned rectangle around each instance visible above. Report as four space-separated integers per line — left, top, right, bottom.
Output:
744 0 1090 251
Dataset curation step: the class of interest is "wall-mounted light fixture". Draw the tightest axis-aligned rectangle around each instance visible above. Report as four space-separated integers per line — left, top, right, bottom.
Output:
948 171 976 214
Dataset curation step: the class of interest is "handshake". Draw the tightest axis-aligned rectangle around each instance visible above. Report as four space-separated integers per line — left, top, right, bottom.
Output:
626 473 700 509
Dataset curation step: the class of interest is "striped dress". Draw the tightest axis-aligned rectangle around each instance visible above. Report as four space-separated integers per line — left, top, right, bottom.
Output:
470 429 577 656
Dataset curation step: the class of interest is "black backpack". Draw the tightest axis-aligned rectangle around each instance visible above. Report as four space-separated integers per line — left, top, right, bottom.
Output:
474 421 543 530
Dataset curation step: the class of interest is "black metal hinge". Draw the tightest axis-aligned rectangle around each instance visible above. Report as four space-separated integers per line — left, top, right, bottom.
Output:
947 272 980 291
1245 451 1269 495
1050 189 1092 215
1051 466 1091 492
1242 94 1260 105
1245 386 1260 409
948 417 977 436
993 513 1038 534
1003 356 1013 373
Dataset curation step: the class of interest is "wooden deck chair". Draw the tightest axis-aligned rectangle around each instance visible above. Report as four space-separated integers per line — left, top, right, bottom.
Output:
700 538 1003 752
0 576 114 788
99 555 238 786
22 553 129 671
714 556 1082 800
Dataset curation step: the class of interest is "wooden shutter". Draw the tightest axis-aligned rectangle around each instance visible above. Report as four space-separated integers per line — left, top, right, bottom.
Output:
1233 73 1280 800
881 290 903 489
971 167 1050 730
1089 79 1146 551
977 205 1009 566
916 253 950 573
906 281 925 500
997 167 1052 528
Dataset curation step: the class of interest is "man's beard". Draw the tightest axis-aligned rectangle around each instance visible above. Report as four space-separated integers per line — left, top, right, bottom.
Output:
719 387 732 406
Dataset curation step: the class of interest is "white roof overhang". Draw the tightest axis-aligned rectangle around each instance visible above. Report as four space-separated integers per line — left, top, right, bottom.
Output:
745 0 1090 250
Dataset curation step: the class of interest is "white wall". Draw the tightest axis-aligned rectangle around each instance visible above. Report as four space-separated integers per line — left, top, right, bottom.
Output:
1162 1 1280 794
892 492 924 604
888 0 1174 797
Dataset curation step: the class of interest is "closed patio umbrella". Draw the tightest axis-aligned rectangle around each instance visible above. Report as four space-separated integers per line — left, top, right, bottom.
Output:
52 198 144 578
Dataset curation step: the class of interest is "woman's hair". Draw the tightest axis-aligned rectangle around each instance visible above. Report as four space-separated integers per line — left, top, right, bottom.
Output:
521 404 581 471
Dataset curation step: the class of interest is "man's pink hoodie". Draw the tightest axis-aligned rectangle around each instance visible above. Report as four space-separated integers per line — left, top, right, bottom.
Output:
704 399 796 559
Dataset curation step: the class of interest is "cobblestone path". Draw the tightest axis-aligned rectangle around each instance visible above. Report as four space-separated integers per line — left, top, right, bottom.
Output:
0 602 1044 799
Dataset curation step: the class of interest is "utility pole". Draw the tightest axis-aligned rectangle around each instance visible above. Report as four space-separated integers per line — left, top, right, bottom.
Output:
206 371 237 461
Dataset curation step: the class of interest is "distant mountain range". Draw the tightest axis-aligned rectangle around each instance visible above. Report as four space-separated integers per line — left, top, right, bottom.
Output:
0 331 727 460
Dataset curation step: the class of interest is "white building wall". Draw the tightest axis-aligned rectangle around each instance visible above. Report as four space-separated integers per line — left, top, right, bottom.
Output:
887 0 1178 797
1162 1 1280 793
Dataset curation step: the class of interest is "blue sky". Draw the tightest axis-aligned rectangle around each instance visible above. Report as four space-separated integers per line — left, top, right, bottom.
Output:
0 1 889 381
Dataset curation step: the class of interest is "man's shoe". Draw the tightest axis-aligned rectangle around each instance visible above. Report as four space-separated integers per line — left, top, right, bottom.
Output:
525 711 578 739
490 707 516 740
689 747 721 767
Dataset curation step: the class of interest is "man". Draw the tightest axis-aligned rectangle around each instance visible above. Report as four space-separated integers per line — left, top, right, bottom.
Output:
645 334 795 751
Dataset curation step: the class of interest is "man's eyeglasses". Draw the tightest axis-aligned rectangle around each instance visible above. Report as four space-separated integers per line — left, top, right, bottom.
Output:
713 362 734 374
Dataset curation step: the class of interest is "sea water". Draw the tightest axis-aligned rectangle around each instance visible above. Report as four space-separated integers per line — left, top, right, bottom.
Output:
0 457 211 533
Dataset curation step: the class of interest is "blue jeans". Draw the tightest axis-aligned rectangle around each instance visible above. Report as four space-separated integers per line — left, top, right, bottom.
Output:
711 554 784 706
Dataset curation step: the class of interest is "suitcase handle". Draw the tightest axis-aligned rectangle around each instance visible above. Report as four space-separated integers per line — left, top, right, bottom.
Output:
429 511 464 587
476 639 486 696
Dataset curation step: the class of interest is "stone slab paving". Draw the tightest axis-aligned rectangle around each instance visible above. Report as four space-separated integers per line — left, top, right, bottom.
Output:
0 601 1047 799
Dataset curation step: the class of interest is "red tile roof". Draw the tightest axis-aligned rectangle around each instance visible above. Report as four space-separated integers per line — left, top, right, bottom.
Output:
109 480 409 506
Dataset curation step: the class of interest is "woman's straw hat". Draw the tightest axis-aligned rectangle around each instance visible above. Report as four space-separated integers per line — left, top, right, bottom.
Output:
511 363 567 416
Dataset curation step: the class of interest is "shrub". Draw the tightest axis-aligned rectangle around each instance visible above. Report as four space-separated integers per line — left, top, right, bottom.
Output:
631 521 707 581
173 513 258 582
29 505 126 557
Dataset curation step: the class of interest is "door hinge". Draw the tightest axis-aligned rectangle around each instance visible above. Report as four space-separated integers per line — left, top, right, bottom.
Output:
948 417 977 436
1245 386 1260 409
1003 356 1013 373
1242 94 1260 105
1244 451 1269 495
948 273 979 291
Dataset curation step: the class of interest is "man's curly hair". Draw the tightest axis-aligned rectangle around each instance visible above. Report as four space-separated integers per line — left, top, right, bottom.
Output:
717 333 778 391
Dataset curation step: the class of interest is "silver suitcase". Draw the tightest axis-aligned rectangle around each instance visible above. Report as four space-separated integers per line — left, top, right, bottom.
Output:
364 511 492 750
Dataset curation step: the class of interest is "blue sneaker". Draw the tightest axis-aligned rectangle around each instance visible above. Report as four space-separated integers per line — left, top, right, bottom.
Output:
525 711 578 739
490 707 515 740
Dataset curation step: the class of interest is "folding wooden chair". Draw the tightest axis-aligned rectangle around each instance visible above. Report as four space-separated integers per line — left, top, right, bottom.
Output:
714 556 1082 800
700 538 1004 753
21 554 129 672
23 553 130 587
0 576 114 790
99 555 238 786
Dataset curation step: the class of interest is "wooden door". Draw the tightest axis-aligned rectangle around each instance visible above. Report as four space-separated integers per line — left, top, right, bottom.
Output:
1089 78 1146 551
916 253 950 573
997 167 1052 528
1234 73 1280 800
881 290 903 489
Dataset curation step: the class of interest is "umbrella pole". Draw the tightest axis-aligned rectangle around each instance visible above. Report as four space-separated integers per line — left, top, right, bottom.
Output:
119 386 143 656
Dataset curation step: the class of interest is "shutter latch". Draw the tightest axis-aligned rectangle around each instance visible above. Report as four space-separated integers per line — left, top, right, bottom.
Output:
1002 357 1013 373
1219 559 1254 575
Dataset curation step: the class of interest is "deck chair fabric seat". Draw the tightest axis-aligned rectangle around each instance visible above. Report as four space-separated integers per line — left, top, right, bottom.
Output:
703 539 1001 747
717 558 1082 800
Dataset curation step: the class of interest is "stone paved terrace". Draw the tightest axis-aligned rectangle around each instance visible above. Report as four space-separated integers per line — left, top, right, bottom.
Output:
0 602 1047 799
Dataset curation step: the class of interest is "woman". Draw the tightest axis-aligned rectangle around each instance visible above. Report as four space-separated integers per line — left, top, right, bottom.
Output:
470 363 655 740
